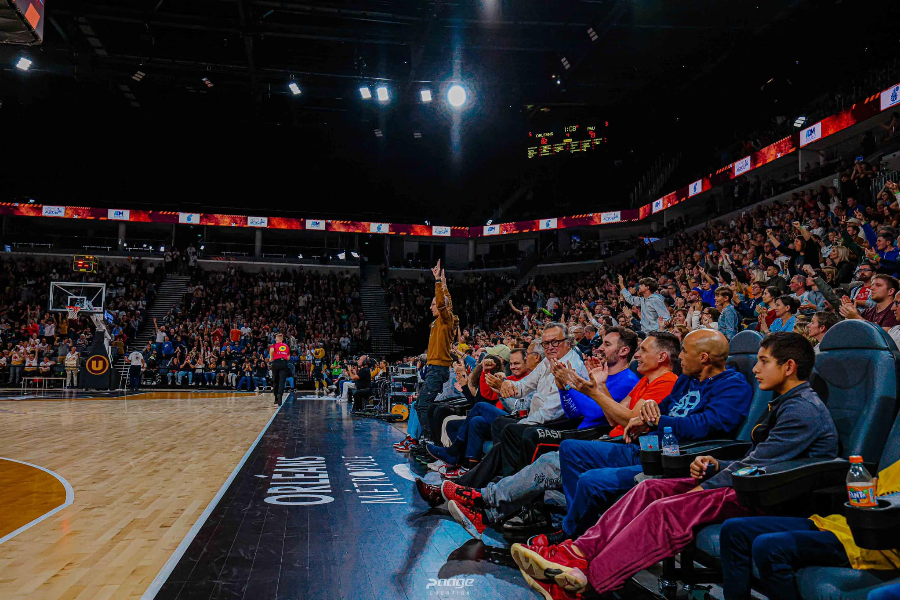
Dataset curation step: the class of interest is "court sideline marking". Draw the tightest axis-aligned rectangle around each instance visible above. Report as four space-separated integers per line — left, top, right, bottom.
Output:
141 396 287 599
0 457 75 545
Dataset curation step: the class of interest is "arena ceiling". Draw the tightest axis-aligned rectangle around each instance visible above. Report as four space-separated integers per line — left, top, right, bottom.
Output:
1 0 898 225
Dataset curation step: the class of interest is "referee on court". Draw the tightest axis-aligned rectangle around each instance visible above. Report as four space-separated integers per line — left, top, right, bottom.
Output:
268 332 291 406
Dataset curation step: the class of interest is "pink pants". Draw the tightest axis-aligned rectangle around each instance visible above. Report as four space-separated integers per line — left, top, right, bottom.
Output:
574 478 749 594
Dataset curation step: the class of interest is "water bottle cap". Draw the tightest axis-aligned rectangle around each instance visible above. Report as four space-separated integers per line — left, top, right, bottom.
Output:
663 427 673 433
849 456 863 464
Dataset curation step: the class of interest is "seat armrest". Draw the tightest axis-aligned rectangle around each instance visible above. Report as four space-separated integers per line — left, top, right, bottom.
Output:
733 458 849 509
846 497 900 550
661 441 753 478
641 449 663 476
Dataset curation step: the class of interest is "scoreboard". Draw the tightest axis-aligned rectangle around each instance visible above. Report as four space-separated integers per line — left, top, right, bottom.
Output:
73 255 98 273
527 124 607 159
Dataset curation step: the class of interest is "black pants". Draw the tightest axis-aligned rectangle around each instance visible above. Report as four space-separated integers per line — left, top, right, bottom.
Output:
129 365 142 391
351 387 372 411
428 400 475 444
271 359 289 404
415 365 450 439
456 416 584 488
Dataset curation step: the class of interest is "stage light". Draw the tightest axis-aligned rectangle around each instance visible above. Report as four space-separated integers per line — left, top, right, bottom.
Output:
413 131 422 139
447 84 467 108
160 246 165 252
375 86 389 102
15 57 32 71
374 129 383 138
200 245 205 250
556 79 561 85
288 82 301 95
486 219 492 225
351 252 359 258
132 70 146 82
359 86 372 99
793 116 807 128
561 57 570 70
420 89 432 102
298 254 303 259
338 252 346 260
202 77 214 88
588 27 598 41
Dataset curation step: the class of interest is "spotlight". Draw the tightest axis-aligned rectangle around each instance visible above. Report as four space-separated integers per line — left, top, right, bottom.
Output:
556 79 561 85
375 86 389 102
200 245 205 250
447 84 467 108
793 116 807 128
132 70 146 82
201 77 214 88
338 252 346 260
588 27 598 41
15 57 32 71
160 246 165 252
413 131 422 139
351 252 360 258
486 219 492 225
374 129 383 138
561 57 570 70
288 82 301 95
27 198 34 203
359 86 372 99
420 89 432 102
298 253 303 259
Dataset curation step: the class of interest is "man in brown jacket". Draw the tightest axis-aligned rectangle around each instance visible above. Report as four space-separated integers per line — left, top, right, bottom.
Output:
414 260 456 442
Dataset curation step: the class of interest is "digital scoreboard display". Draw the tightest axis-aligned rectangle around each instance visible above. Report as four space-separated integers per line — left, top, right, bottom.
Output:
527 124 607 159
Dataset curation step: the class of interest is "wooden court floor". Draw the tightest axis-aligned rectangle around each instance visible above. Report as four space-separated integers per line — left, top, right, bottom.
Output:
0 393 278 600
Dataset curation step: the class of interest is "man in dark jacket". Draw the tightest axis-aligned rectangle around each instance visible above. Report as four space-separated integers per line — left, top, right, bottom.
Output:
508 332 838 600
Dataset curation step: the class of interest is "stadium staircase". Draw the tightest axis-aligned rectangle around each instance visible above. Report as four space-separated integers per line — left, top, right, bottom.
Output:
114 274 192 389
359 266 407 359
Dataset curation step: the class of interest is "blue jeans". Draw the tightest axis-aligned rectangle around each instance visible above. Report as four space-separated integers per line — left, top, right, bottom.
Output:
869 584 900 600
237 375 252 390
407 400 422 439
558 439 642 537
459 402 507 459
177 370 192 385
415 365 450 439
720 516 849 600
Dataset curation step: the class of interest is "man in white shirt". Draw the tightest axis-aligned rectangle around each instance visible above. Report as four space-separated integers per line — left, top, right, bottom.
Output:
455 324 589 486
64 347 79 388
127 349 146 391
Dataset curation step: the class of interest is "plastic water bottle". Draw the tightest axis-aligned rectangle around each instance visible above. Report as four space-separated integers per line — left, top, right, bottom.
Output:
661 427 680 456
846 456 877 508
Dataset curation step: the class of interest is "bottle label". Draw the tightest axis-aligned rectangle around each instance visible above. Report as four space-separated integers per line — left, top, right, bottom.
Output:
847 484 877 507
662 446 680 456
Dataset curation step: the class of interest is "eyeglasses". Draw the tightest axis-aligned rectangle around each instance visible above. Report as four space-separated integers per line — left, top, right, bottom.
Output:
540 339 566 349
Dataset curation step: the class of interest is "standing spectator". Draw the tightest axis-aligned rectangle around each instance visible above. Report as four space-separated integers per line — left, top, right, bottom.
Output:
618 274 670 332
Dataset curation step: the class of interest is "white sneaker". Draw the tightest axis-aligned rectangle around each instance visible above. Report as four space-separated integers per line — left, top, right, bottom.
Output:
428 459 446 472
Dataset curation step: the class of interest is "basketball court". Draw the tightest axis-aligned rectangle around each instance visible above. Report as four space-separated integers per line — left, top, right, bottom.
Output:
0 392 549 600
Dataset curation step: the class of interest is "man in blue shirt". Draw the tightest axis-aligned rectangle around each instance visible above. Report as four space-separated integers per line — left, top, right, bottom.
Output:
762 296 798 334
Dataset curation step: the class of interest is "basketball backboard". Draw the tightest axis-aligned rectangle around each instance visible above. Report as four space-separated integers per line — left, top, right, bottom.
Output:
49 281 106 315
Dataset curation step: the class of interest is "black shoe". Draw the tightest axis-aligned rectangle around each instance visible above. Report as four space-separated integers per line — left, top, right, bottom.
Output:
502 506 552 531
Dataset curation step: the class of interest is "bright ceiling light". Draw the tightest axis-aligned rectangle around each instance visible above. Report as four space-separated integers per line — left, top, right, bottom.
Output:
420 89 432 102
359 86 372 99
375 86 389 102
793 116 807 128
15 57 32 71
289 82 301 95
447 84 467 108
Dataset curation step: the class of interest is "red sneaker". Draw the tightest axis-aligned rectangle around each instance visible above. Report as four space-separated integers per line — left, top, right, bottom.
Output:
447 500 486 540
396 439 419 454
527 529 568 548
414 478 443 508
511 540 588 593
441 480 483 508
440 465 468 480
393 435 414 449
520 570 582 600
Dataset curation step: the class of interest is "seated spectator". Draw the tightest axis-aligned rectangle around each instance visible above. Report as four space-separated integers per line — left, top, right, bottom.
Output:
760 295 798 334
719 458 900 599
839 274 900 332
508 332 837 599
808 311 840 351
715 287 741 341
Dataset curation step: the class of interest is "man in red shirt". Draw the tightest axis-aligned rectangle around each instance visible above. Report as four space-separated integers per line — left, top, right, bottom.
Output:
427 333 679 542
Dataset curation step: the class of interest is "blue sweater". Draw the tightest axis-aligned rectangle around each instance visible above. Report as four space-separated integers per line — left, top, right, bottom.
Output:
559 368 641 428
655 367 753 442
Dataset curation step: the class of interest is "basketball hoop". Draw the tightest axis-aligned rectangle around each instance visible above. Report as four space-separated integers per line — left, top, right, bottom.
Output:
66 305 81 320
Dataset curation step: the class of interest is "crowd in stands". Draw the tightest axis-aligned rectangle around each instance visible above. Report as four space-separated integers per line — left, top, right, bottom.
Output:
142 266 370 389
0 256 156 387
393 170 900 599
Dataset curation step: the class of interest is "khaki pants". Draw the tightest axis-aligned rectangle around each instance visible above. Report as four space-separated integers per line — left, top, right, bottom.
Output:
66 369 78 388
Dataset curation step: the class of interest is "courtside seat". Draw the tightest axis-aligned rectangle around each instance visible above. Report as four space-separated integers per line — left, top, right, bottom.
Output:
791 413 900 600
657 331 771 477
677 322 899 594
734 320 898 511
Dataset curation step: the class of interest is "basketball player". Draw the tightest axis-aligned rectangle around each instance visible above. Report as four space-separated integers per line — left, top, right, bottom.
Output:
268 332 291 406
312 346 327 397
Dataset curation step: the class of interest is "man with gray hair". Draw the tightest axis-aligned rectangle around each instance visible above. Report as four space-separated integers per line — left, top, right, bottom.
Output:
449 324 589 488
